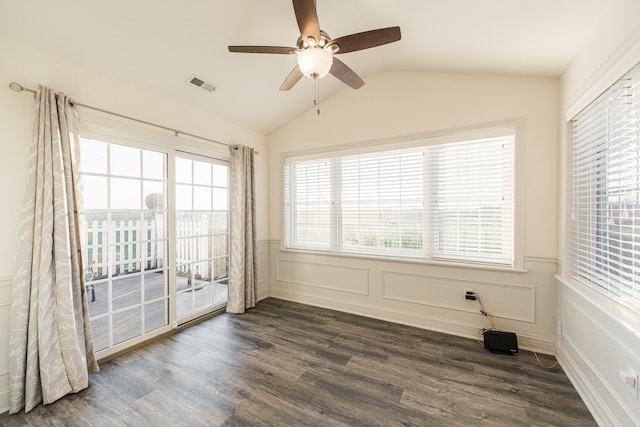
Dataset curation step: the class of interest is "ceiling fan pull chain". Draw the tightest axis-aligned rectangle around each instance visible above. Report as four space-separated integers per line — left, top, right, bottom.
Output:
314 76 320 115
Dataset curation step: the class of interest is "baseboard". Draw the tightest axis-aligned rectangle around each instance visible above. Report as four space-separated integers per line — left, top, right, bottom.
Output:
257 288 269 302
269 288 555 354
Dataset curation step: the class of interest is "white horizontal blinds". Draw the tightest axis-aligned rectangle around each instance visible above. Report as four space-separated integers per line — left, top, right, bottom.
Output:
339 148 424 255
429 137 514 264
283 158 332 249
283 126 517 265
571 61 640 313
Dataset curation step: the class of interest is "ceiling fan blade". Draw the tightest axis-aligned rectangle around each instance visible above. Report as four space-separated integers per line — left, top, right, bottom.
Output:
330 58 364 90
327 26 401 54
228 46 297 54
280 65 304 91
292 0 321 45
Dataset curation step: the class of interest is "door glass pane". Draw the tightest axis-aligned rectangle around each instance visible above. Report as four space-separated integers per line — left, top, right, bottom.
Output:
145 300 167 333
113 307 141 346
83 176 108 210
144 271 166 302
175 155 229 322
111 178 141 209
213 164 228 187
176 184 192 210
213 188 228 210
176 157 192 183
194 186 212 210
110 144 140 177
80 138 107 174
143 150 165 180
194 161 212 185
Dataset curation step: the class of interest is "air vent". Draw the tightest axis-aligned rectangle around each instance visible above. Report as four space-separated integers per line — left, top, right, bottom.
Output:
186 74 216 93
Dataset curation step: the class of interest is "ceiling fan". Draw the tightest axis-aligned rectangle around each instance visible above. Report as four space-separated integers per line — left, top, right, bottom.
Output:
228 0 401 91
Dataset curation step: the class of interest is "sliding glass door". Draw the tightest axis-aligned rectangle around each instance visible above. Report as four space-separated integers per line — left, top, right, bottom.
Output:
78 134 230 356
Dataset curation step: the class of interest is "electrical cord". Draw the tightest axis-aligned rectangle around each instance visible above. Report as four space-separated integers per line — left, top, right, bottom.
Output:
533 351 559 369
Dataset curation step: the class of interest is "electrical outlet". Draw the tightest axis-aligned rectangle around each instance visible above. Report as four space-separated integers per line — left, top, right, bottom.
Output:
556 320 562 337
619 368 639 399
464 288 476 300
305 268 311 278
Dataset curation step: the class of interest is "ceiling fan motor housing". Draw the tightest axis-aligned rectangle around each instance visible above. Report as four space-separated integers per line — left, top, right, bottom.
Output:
297 30 333 50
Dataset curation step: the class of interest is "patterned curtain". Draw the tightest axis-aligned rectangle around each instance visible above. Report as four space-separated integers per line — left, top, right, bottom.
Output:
9 85 99 414
227 145 257 313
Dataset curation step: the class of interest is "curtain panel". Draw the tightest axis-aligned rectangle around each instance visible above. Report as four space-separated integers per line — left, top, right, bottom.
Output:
9 85 99 414
227 145 257 313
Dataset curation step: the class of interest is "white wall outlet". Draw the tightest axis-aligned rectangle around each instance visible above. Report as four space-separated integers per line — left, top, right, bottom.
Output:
619 368 639 399
556 320 562 337
305 267 311 278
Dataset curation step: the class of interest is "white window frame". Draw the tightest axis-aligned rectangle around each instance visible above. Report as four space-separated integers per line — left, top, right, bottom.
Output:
568 60 640 314
281 120 524 270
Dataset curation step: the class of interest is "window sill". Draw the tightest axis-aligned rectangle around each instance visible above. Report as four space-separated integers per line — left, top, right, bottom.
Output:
556 274 640 340
278 247 527 273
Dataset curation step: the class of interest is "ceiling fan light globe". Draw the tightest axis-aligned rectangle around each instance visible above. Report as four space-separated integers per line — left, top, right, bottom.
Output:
297 47 333 79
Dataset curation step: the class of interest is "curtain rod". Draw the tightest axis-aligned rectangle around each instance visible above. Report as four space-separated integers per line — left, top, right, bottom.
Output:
8 82 258 155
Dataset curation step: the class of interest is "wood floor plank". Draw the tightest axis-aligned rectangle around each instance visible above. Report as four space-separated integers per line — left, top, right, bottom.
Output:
129 389 210 426
0 297 596 426
401 385 530 426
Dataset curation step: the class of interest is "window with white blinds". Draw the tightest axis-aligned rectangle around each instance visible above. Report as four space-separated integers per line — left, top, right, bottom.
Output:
283 157 332 249
571 61 640 313
283 127 516 266
340 149 424 255
430 137 514 264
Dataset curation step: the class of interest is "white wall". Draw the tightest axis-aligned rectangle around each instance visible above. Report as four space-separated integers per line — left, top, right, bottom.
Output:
558 1 640 425
268 71 559 355
0 35 271 413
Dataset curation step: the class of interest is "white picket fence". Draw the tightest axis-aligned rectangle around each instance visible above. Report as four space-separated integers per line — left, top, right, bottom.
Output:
82 214 211 279
176 215 209 277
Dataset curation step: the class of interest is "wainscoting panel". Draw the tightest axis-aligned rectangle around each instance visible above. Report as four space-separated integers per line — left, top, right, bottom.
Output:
382 271 535 322
557 277 640 427
276 259 369 295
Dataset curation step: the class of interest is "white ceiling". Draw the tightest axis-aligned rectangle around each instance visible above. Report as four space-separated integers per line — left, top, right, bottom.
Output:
0 0 612 135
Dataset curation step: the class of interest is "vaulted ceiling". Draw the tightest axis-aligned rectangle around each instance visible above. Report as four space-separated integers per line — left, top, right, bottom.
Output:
0 0 613 134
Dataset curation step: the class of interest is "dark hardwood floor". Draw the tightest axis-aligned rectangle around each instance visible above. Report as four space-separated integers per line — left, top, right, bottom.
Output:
1 298 596 426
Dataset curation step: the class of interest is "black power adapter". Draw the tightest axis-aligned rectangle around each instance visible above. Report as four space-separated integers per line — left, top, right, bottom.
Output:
484 330 519 355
